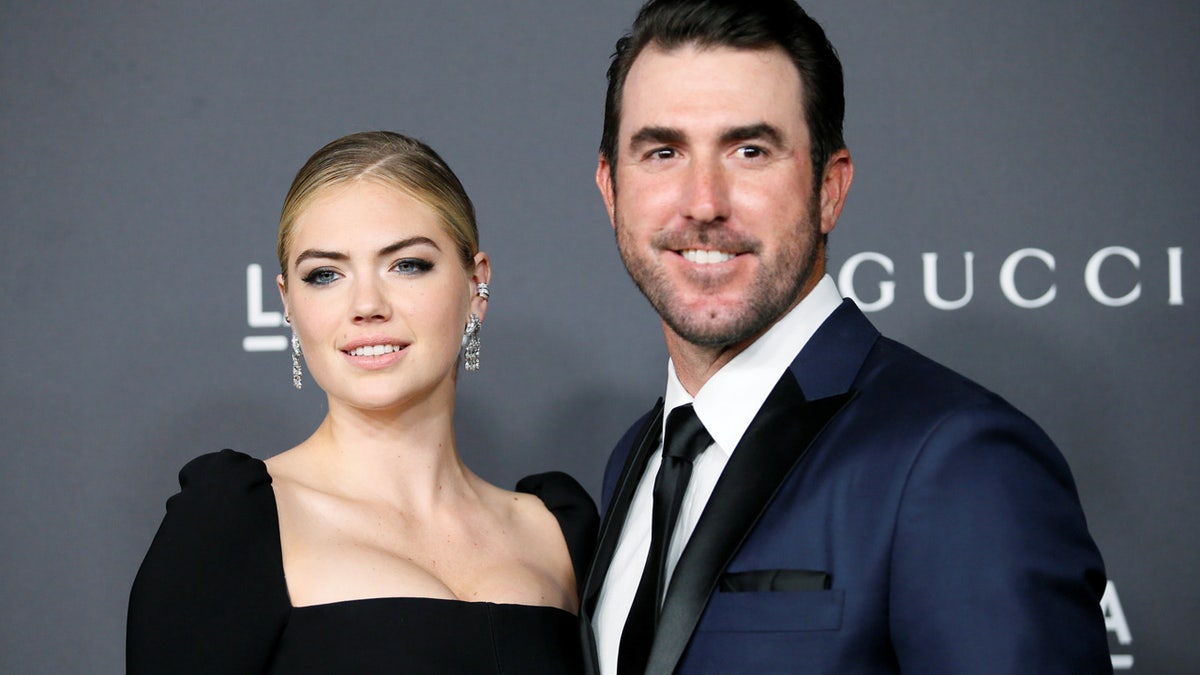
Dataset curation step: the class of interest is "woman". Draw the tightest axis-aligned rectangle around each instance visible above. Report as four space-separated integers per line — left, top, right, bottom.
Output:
128 131 597 673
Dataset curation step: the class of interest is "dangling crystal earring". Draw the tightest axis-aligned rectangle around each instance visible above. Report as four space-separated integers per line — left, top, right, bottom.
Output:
291 331 303 389
463 314 482 372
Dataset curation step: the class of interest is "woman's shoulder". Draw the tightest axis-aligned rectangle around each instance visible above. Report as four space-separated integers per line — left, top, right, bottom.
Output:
129 449 289 674
514 471 596 522
515 471 599 591
177 448 271 483
132 448 285 604
146 449 279 550
165 449 273 516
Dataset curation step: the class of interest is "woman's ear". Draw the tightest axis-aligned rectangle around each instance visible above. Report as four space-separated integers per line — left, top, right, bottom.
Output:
469 252 491 321
277 274 290 323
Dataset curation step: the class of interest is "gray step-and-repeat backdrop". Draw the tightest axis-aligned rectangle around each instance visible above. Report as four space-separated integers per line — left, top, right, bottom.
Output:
2 2 1196 672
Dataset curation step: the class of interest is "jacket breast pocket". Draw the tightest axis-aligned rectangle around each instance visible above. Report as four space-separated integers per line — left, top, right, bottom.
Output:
695 588 845 633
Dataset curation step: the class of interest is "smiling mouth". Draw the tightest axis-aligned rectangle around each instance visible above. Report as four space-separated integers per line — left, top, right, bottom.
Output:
345 344 404 357
679 249 736 264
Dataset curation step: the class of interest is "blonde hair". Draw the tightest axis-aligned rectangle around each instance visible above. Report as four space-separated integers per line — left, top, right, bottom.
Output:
277 131 478 280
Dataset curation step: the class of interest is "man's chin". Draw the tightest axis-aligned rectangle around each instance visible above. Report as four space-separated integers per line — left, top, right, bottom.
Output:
661 309 763 349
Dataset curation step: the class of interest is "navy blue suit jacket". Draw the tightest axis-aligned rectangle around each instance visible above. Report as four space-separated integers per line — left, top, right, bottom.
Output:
581 300 1110 674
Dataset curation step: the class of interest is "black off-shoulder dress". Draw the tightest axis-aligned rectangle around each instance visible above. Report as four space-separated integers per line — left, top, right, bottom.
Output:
127 450 598 674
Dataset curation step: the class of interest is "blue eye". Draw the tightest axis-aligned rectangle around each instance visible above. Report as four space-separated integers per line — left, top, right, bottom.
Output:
393 258 434 275
301 268 340 286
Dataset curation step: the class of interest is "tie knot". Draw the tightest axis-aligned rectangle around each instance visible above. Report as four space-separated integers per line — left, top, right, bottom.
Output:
663 404 712 463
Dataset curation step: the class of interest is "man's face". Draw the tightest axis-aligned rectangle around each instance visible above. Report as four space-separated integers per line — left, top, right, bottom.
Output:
598 44 846 349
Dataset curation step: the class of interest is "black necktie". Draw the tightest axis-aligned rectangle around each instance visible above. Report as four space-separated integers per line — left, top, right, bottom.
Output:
618 404 712 675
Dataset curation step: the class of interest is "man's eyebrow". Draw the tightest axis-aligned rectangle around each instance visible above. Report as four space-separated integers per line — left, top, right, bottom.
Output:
628 126 686 150
293 236 439 267
720 123 785 147
627 124 786 152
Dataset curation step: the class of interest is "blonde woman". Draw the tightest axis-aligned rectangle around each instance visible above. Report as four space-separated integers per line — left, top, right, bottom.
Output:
128 132 596 673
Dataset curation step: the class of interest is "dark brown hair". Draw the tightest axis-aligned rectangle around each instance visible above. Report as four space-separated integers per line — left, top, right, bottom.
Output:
601 0 846 192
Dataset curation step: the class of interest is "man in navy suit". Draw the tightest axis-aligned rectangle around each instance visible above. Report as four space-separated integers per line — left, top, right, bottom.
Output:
580 1 1112 673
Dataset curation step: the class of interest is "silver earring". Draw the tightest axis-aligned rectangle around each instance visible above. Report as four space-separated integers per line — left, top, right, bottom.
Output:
476 281 490 300
463 314 482 372
291 332 303 390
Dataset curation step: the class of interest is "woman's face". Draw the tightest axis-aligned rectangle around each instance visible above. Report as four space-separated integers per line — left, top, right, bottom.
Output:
278 180 488 413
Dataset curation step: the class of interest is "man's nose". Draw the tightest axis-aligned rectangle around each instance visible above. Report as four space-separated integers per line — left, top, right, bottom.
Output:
680 158 731 224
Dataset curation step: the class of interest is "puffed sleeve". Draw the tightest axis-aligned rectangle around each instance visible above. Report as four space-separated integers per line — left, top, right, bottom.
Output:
515 471 600 594
127 450 291 675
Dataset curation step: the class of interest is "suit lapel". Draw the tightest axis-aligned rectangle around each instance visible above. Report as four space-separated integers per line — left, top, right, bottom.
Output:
583 399 663 613
580 399 664 673
647 371 854 674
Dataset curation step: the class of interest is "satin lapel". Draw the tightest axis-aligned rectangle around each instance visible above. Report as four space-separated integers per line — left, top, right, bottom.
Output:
580 401 664 675
647 372 853 674
582 399 664 616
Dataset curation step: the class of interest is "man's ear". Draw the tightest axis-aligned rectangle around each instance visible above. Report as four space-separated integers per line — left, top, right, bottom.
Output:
818 149 854 236
596 155 617 228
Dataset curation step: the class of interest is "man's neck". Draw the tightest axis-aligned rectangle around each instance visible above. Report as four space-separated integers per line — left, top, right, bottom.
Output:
664 270 825 396
663 333 745 397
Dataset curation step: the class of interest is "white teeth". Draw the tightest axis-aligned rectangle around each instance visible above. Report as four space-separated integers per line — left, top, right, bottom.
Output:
681 249 735 264
348 344 401 357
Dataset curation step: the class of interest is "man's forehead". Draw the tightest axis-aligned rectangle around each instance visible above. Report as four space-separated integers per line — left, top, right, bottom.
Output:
620 43 806 138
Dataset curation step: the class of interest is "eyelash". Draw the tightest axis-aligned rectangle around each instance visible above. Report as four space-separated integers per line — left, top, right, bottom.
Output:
392 258 434 275
642 146 768 161
298 259 434 286
301 268 340 286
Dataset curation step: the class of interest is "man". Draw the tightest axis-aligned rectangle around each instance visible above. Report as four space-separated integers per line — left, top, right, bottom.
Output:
580 1 1112 673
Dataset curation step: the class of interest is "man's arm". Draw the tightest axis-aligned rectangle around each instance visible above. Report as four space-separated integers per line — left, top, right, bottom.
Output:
888 402 1111 674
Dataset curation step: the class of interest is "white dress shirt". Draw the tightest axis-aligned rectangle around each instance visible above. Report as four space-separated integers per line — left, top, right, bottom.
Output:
592 275 843 675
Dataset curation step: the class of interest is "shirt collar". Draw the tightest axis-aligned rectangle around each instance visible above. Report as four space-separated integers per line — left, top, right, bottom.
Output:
663 274 842 455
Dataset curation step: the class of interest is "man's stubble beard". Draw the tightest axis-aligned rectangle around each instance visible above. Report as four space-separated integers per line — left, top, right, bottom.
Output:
613 198 823 349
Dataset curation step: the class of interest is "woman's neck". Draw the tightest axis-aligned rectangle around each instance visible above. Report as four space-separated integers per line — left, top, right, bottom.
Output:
293 393 479 514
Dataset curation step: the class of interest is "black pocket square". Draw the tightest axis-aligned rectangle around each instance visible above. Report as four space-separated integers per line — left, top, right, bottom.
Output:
719 569 831 592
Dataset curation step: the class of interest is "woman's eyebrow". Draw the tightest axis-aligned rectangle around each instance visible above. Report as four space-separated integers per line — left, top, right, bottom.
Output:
378 236 439 257
293 236 440 267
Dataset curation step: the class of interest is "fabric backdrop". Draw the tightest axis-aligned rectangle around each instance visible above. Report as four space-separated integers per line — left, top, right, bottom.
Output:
1 1 1195 671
